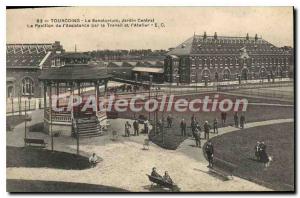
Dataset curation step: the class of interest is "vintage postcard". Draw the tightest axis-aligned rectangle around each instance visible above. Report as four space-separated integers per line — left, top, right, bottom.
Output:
6 7 294 192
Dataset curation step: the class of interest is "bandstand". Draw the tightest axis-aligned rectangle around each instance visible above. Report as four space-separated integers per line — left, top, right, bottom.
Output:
39 64 111 154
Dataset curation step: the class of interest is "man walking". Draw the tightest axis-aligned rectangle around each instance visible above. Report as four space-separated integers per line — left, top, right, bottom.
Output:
205 140 214 167
204 120 211 140
180 119 187 136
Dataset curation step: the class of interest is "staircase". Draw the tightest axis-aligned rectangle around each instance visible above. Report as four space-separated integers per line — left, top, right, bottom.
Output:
74 116 103 138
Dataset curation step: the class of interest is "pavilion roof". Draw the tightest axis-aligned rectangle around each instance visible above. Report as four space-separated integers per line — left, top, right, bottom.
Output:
39 64 111 82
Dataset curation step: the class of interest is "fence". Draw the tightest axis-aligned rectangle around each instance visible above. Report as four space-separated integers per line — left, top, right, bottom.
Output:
6 97 46 115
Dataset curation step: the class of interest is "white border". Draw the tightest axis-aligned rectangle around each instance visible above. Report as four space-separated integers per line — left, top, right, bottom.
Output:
0 1 298 197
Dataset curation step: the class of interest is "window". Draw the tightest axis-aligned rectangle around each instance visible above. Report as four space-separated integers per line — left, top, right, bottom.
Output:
22 77 34 96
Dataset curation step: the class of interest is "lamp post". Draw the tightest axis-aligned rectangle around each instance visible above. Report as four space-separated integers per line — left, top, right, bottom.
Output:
24 95 32 146
134 73 138 93
149 75 153 121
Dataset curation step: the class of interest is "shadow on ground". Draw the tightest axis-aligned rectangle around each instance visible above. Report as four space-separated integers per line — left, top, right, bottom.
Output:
7 179 129 192
7 146 91 170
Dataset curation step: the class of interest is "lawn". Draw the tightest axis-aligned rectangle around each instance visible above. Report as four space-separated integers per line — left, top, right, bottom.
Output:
210 122 294 191
6 115 26 131
7 179 129 192
7 146 91 170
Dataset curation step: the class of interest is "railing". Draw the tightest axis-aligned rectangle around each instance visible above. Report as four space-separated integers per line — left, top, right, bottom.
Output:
45 108 72 122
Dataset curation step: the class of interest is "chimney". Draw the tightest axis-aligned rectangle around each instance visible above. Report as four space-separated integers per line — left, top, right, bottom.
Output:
246 33 249 40
203 31 207 39
255 34 258 41
214 32 218 40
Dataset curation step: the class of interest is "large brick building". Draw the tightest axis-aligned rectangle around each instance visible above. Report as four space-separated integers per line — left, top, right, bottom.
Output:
6 41 64 98
164 32 294 84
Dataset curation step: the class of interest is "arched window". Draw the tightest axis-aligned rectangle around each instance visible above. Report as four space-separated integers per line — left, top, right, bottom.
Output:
22 77 34 96
223 69 231 80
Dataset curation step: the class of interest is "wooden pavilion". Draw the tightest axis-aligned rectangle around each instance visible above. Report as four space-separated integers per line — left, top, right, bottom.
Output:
39 63 111 154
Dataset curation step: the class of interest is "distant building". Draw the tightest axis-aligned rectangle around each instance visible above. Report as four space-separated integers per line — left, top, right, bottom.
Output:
106 60 164 83
164 32 294 84
6 41 64 98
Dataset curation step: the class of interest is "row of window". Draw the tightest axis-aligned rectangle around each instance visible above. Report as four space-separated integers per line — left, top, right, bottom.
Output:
190 57 290 66
194 38 266 44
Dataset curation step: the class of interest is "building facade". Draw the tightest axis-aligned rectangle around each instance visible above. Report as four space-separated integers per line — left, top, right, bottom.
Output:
164 32 294 84
6 41 64 98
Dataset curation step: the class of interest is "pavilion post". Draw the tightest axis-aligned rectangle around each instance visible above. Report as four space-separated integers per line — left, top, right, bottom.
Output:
49 82 54 152
95 81 100 113
43 83 47 134
77 82 80 155
56 82 59 108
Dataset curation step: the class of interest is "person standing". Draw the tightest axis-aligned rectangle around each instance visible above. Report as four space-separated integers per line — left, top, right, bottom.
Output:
180 119 187 136
167 114 173 128
240 113 246 129
205 140 214 167
144 119 149 134
125 121 131 137
234 112 239 128
133 120 139 136
194 126 201 148
204 120 211 140
213 118 218 134
221 112 227 126
255 141 261 161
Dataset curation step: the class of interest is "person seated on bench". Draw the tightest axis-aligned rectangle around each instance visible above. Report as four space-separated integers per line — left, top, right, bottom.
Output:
163 171 173 184
151 167 162 179
89 153 98 167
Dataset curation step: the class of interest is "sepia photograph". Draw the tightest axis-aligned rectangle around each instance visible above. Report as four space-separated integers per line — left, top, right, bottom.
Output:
5 6 294 192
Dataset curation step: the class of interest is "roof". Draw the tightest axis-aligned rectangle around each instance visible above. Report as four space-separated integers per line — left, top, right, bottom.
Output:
167 37 194 56
132 67 164 73
53 52 91 59
6 43 62 69
39 64 112 82
167 34 293 56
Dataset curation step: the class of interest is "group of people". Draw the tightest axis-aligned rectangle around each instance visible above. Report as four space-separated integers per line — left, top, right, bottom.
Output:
255 141 272 167
178 115 219 147
151 167 173 184
233 112 246 129
125 119 150 137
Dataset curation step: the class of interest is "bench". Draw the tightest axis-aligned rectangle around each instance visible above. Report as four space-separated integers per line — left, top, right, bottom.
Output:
146 174 180 192
209 157 237 180
143 139 150 150
24 138 47 148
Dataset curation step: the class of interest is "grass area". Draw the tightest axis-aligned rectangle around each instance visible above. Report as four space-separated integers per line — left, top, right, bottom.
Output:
7 146 92 170
6 115 26 131
118 93 294 150
210 122 294 191
7 179 129 192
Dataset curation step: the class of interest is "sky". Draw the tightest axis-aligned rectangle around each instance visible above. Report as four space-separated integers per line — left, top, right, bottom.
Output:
6 7 293 51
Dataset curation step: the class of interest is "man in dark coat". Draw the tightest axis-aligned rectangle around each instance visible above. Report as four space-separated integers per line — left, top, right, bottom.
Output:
240 113 246 129
205 140 214 167
221 112 227 126
213 118 218 134
180 119 187 136
234 112 239 128
151 167 162 179
167 114 172 128
133 120 139 136
203 120 211 140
